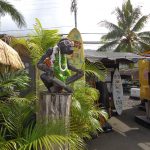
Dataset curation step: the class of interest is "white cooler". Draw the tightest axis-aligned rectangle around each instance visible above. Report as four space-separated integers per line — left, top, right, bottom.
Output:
130 88 140 99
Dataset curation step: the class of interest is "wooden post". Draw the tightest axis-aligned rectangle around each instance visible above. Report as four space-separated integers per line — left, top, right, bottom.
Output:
145 101 150 119
37 91 72 150
38 91 72 122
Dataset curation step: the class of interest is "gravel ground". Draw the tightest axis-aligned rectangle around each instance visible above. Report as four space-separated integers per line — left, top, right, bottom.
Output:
86 95 150 150
123 95 141 110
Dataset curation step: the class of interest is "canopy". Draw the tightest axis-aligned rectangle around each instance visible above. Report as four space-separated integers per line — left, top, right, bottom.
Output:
85 50 147 69
85 50 146 62
0 39 25 70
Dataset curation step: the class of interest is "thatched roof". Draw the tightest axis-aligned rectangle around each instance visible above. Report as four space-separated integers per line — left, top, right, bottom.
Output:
0 34 30 57
0 39 25 70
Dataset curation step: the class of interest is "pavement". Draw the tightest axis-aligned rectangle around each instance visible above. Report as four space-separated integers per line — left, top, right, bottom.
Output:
86 95 150 150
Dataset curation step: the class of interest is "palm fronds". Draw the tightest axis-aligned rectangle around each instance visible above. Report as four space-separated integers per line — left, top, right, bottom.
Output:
99 21 122 32
0 70 30 97
0 0 26 28
11 18 60 65
98 40 119 51
0 97 85 150
71 81 108 138
98 0 150 52
85 58 107 81
138 31 150 37
101 30 123 41
132 15 149 32
0 92 88 150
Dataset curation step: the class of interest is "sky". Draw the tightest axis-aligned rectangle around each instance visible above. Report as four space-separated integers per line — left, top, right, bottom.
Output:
1 0 150 50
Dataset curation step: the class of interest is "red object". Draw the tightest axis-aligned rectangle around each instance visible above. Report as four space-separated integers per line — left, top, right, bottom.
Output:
44 57 52 67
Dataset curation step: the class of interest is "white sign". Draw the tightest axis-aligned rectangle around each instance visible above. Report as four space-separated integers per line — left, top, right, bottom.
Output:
112 69 123 115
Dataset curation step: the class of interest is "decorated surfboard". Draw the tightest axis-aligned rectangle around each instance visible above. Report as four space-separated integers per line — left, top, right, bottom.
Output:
67 28 85 72
112 69 123 115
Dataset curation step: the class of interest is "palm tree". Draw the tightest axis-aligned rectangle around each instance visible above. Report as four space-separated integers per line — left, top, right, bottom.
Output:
71 0 77 28
98 0 150 53
0 0 26 28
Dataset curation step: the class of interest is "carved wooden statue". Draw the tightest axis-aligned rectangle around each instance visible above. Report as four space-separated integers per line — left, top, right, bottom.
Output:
37 38 83 93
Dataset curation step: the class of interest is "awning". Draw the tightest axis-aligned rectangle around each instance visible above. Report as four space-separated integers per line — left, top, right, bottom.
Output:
85 50 146 63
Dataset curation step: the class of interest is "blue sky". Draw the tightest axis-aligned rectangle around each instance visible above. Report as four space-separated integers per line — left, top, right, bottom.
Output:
1 0 150 50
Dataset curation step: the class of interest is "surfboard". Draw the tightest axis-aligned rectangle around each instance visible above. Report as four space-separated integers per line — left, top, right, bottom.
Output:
112 69 123 115
67 28 84 72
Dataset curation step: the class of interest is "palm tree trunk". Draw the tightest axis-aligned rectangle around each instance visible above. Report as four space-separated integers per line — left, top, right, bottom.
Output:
71 0 77 28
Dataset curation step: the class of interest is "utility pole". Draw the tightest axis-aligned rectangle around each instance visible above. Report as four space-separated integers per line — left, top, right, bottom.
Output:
71 0 77 28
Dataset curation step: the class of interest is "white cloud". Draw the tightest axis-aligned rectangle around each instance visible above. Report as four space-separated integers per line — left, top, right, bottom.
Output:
1 0 150 49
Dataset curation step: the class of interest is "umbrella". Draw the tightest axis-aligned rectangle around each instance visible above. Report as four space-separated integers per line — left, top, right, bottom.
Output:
0 39 25 70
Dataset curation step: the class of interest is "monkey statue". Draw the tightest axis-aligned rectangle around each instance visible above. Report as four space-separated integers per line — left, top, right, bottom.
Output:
37 38 84 93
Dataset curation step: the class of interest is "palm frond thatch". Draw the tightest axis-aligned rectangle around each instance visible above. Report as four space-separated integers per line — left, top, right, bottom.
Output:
0 39 24 70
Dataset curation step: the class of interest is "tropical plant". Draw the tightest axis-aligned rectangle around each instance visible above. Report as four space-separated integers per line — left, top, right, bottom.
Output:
98 0 150 53
0 0 26 28
0 80 108 150
11 18 60 64
71 80 108 139
10 18 108 149
0 96 85 150
85 58 107 82
0 70 30 98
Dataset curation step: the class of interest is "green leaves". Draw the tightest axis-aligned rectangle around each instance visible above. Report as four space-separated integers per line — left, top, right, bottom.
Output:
71 81 108 138
98 0 150 52
98 40 119 51
0 92 88 150
85 58 107 81
132 15 149 32
0 70 30 97
27 18 60 64
11 18 60 65
99 21 121 31
21 122 69 150
0 0 26 28
0 97 84 150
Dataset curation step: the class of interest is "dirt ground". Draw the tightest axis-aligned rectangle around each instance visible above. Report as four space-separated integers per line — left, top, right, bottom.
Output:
86 96 150 150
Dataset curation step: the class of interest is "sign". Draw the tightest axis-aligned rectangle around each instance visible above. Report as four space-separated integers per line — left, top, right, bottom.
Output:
112 69 123 115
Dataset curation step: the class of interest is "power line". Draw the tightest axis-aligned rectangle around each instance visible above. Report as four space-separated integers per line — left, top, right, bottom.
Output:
18 1 58 6
19 7 59 12
62 33 104 35
0 26 73 33
10 34 104 40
